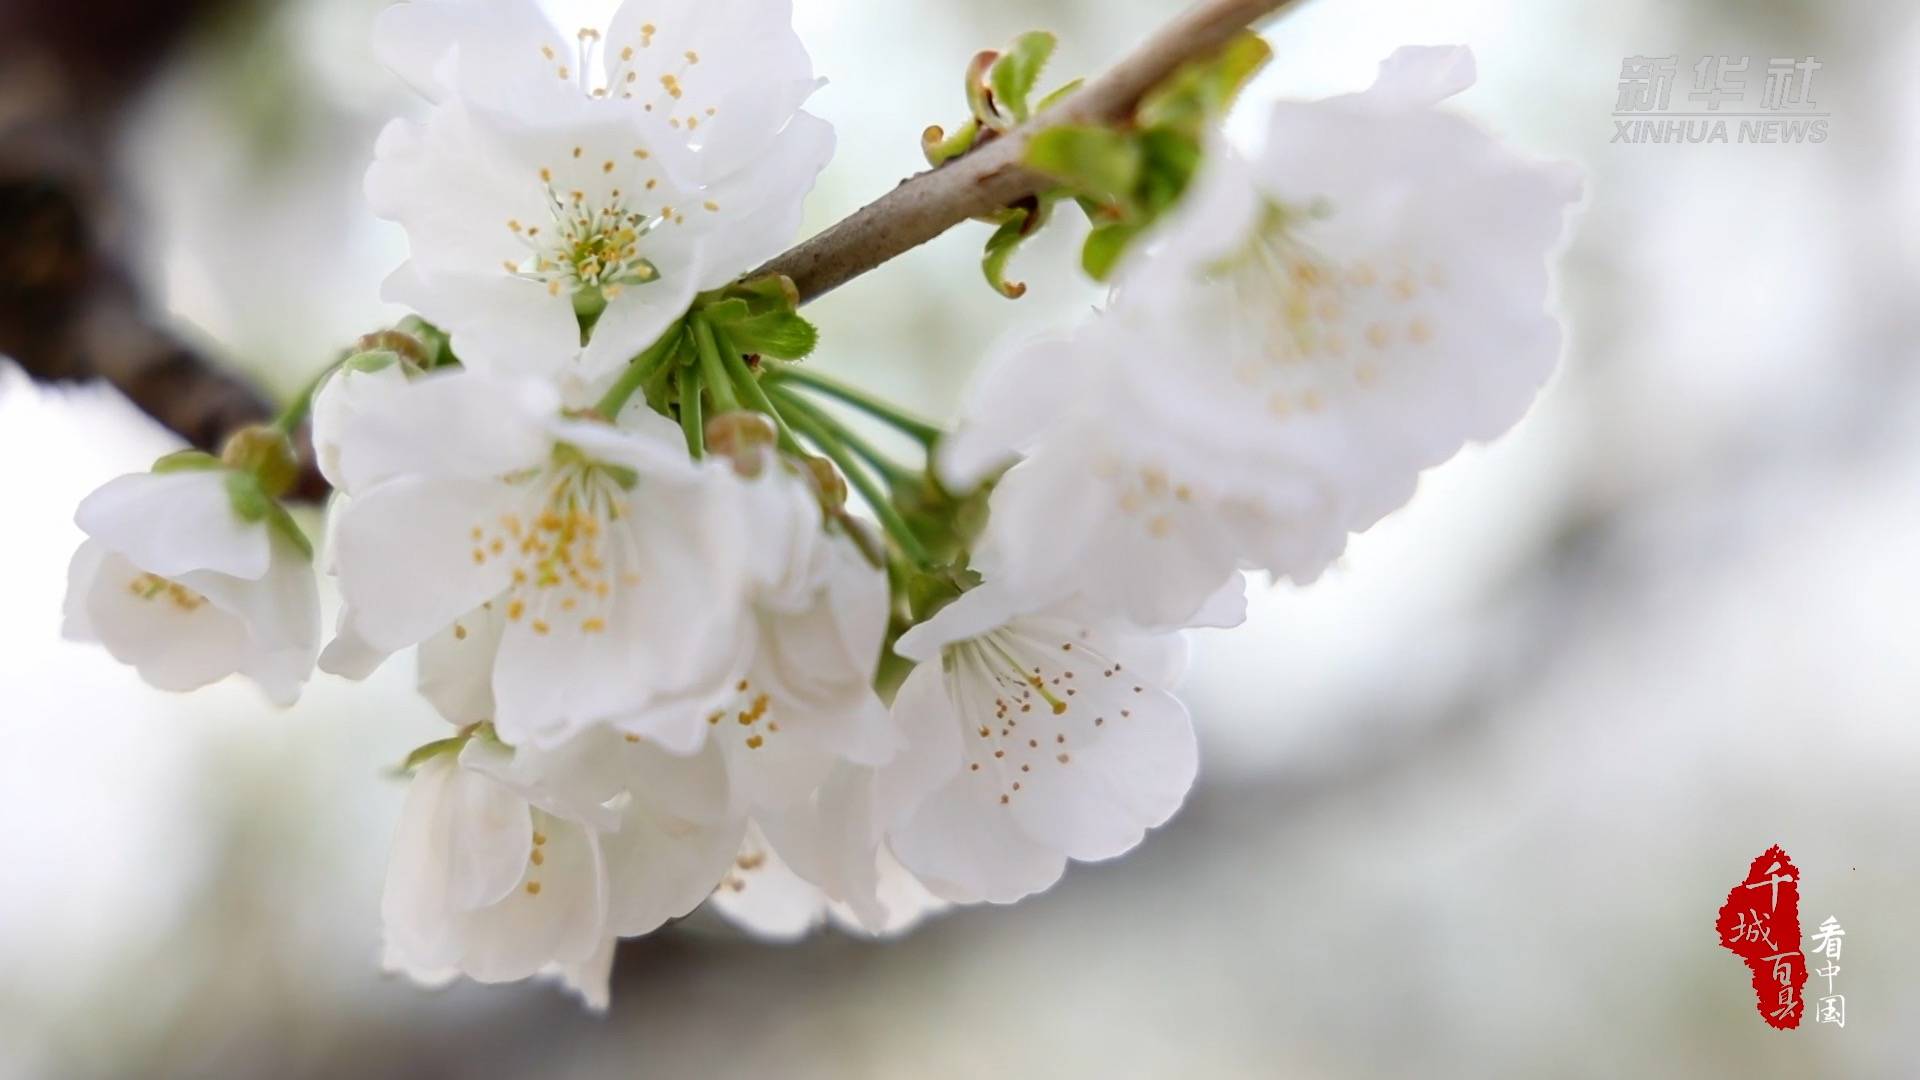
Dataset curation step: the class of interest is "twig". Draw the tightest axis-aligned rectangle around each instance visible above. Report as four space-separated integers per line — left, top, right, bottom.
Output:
755 0 1300 303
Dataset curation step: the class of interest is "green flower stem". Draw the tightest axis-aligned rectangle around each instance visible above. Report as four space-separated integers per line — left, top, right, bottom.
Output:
594 326 684 419
777 394 932 567
712 326 803 456
271 362 340 434
677 366 703 457
692 318 739 414
762 363 942 446
766 383 917 489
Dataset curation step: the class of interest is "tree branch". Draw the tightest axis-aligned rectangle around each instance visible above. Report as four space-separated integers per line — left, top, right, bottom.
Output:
4 0 1296 499
1 0 331 496
756 0 1300 303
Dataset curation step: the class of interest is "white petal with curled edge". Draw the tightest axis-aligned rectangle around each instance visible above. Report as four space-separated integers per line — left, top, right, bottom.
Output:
937 330 1092 492
76 470 270 581
450 810 607 984
441 743 537 911
1355 44 1477 111
177 529 321 706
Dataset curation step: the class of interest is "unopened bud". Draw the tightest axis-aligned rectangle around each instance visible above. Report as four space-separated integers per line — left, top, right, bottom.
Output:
704 411 778 476
220 425 299 499
353 329 429 368
801 455 847 509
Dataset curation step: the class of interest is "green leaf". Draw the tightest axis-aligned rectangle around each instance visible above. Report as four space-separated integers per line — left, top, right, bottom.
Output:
965 49 999 128
1135 128 1203 215
921 118 981 167
982 209 1037 299
151 449 222 474
1024 125 1142 205
722 310 818 360
716 274 800 312
983 203 1059 297
988 31 1055 124
1137 31 1273 134
1082 222 1144 281
1035 77 1085 113
696 297 753 326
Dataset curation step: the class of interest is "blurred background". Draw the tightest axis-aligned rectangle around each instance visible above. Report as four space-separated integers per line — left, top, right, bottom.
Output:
3 0 1916 1075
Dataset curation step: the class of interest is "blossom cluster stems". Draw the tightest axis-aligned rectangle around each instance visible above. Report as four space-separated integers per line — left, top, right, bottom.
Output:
691 319 741 414
767 384 933 567
712 331 803 456
593 329 685 420
764 384 917 489
270 362 342 435
761 364 942 446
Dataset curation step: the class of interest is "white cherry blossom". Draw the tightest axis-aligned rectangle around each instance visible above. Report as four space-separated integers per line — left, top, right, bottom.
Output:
1114 45 1582 511
381 738 612 1006
599 456 902 811
63 468 319 705
383 730 749 1006
324 368 756 747
878 585 1198 904
366 0 834 389
941 46 1580 629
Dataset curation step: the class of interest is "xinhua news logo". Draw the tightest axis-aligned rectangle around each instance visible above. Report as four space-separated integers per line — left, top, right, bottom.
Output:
1613 55 1828 145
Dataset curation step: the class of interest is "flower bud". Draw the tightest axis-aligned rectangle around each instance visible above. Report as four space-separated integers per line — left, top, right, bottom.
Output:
353 328 431 368
704 411 779 476
219 425 300 499
800 454 847 509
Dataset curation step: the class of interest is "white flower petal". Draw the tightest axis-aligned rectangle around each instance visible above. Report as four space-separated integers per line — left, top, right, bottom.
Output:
79 549 252 693
889 776 1065 905
331 367 558 485
417 602 506 726
75 470 270 581
332 474 521 653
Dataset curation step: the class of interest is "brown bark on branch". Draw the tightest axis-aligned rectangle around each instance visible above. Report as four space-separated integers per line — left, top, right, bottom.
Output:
756 0 1301 302
0 0 332 496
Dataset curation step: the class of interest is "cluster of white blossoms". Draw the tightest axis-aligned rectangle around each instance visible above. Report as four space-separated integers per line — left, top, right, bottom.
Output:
59 0 1578 1011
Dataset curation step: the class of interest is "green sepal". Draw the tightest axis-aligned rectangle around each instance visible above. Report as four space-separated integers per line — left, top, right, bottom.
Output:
988 31 1056 124
1136 31 1272 134
224 470 272 523
1082 222 1144 281
1024 124 1143 205
397 733 469 775
151 449 222 474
